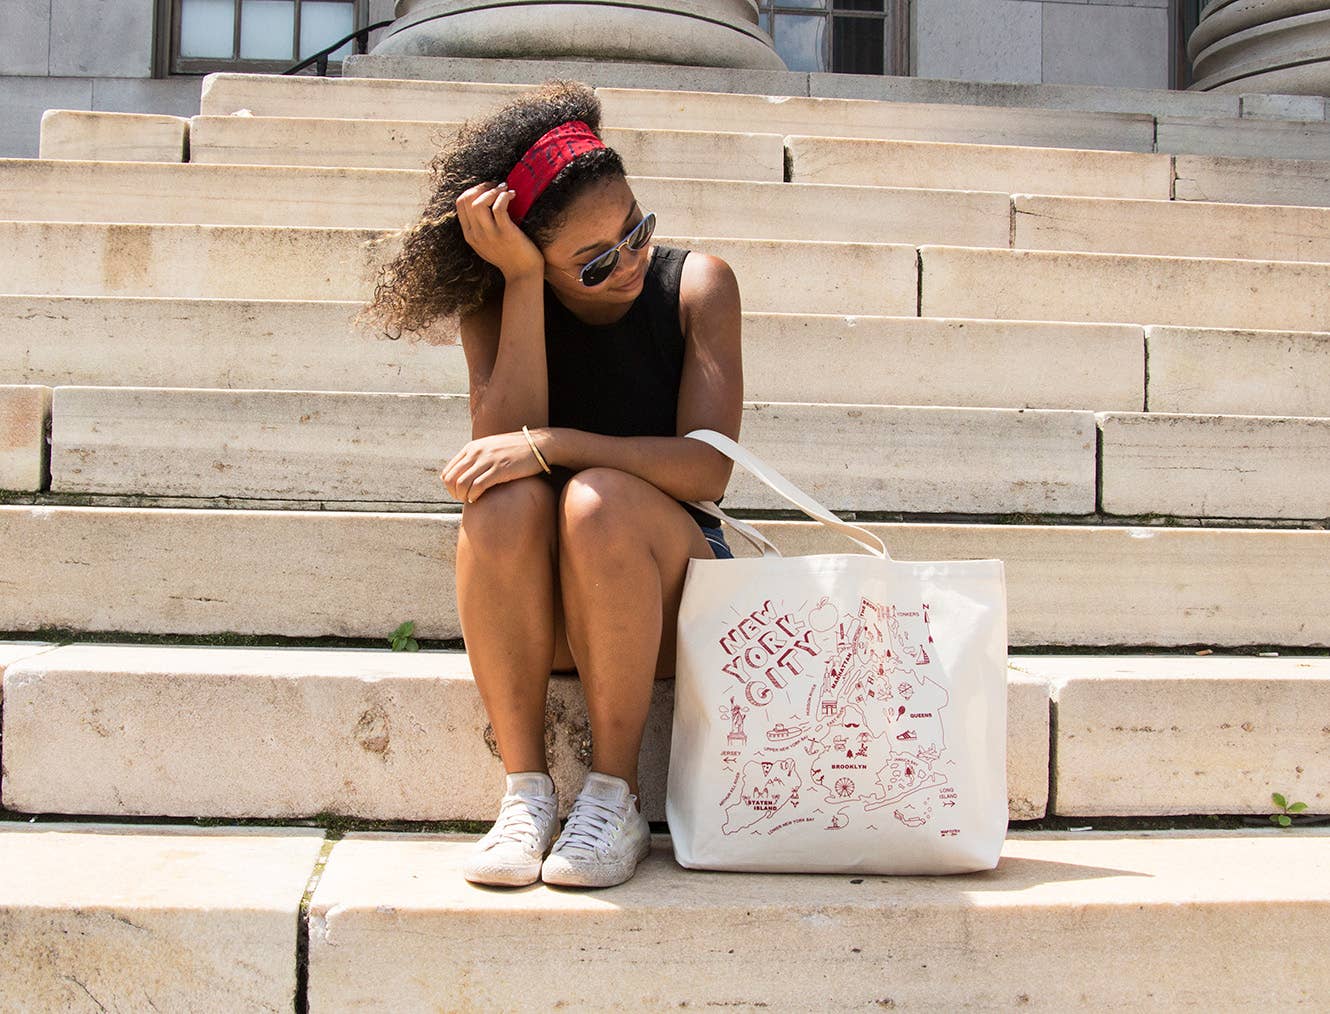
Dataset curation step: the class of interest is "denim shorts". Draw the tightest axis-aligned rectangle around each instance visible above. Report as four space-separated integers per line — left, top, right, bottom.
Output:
699 522 734 560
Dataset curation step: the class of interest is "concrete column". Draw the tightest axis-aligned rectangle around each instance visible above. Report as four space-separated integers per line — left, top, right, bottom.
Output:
1188 0 1330 94
368 0 786 70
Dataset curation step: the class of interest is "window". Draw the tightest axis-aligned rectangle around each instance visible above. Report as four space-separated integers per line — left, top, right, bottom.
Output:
160 0 365 75
757 0 907 76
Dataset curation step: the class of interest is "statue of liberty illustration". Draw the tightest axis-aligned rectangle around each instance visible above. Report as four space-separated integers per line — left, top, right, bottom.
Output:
720 696 749 748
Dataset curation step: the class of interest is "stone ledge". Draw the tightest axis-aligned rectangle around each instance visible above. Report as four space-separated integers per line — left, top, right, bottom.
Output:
6 644 1325 822
339 52 1287 121
0 385 49 493
0 221 917 314
1158 113 1330 160
3 819 1325 1008
306 827 1330 1008
17 221 1330 331
0 822 325 1012
0 297 1146 409
44 387 1098 514
39 109 188 163
1097 410 1330 519
0 643 1050 822
1015 654 1330 815
1012 192 1330 261
1174 150 1330 207
9 305 1329 422
1 508 1327 646
920 244 1330 332
199 72 1157 153
188 113 784 178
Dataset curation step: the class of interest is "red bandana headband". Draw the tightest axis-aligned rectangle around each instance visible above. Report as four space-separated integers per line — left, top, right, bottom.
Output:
504 119 606 224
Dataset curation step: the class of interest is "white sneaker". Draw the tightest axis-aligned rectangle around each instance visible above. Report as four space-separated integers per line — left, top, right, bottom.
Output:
540 771 652 888
462 771 559 887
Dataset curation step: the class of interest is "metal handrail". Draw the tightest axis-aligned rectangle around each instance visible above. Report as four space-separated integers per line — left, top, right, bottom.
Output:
282 18 394 76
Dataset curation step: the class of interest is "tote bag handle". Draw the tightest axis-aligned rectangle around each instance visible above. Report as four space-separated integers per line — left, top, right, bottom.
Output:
682 428 891 561
684 498 786 559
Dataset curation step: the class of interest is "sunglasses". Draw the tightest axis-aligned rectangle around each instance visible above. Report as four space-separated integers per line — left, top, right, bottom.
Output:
578 211 656 287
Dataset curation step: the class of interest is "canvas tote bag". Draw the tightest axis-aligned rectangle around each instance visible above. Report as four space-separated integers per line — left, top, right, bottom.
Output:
666 429 1009 875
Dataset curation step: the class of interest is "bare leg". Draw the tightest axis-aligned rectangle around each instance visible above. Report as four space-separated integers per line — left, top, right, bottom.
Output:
455 474 576 775
556 467 716 809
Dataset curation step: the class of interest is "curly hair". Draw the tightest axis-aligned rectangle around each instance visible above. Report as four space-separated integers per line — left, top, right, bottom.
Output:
354 78 628 344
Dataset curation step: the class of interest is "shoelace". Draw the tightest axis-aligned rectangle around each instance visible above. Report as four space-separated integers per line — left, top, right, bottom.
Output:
487 791 558 850
556 794 629 854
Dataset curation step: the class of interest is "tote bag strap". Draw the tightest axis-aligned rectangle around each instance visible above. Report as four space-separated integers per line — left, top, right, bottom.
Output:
684 498 785 558
682 428 891 561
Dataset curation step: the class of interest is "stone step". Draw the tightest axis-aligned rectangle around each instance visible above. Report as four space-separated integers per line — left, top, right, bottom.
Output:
1174 150 1330 208
17 160 1330 265
189 113 784 180
10 221 1330 332
1098 411 1330 519
0 820 325 1011
0 160 1021 247
0 158 438 231
1011 193 1330 261
920 244 1330 333
43 107 1330 210
16 384 1329 521
203 70 1330 166
0 385 48 493
15 149 934 236
0 642 1047 822
796 137 1330 210
0 295 1148 409
5 297 1329 420
37 108 784 181
1014 654 1330 817
307 828 1330 1009
787 133 1175 200
200 73 1159 153
1158 113 1330 161
1 506 1326 647
1148 323 1330 417
340 51 1309 123
4 819 1325 1008
187 117 1330 208
38 110 189 163
3 643 1325 821
202 70 1330 165
37 385 1095 514
0 221 912 314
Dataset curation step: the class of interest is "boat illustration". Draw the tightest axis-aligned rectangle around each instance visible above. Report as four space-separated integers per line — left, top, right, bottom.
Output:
766 722 804 742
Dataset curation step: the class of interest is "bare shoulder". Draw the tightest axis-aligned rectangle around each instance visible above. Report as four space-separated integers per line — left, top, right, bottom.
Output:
677 251 740 338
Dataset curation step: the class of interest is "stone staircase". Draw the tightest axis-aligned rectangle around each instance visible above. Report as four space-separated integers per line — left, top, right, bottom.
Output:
2 72 1329 1010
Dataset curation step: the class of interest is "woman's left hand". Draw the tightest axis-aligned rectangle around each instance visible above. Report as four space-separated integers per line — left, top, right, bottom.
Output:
441 430 548 503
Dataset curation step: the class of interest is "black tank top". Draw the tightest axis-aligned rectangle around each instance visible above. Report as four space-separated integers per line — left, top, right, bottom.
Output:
542 243 724 531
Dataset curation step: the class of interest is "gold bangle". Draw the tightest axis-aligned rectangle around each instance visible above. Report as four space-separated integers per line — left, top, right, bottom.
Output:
523 424 552 474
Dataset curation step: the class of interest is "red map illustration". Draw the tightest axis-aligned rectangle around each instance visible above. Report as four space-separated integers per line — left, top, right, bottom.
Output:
714 595 953 836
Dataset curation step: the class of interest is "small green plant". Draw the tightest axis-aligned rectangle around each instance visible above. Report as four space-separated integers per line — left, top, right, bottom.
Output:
389 620 419 652
1270 791 1308 827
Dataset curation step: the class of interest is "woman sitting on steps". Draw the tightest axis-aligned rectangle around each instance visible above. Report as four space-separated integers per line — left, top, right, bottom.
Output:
356 78 744 889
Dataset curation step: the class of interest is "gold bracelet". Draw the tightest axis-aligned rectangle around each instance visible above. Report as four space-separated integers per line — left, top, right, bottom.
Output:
523 424 552 474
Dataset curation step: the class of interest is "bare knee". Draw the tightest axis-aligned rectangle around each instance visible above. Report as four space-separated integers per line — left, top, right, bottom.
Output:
557 468 636 543
459 475 558 559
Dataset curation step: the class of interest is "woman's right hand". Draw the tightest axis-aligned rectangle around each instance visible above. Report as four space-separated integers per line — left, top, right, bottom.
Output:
454 181 545 282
